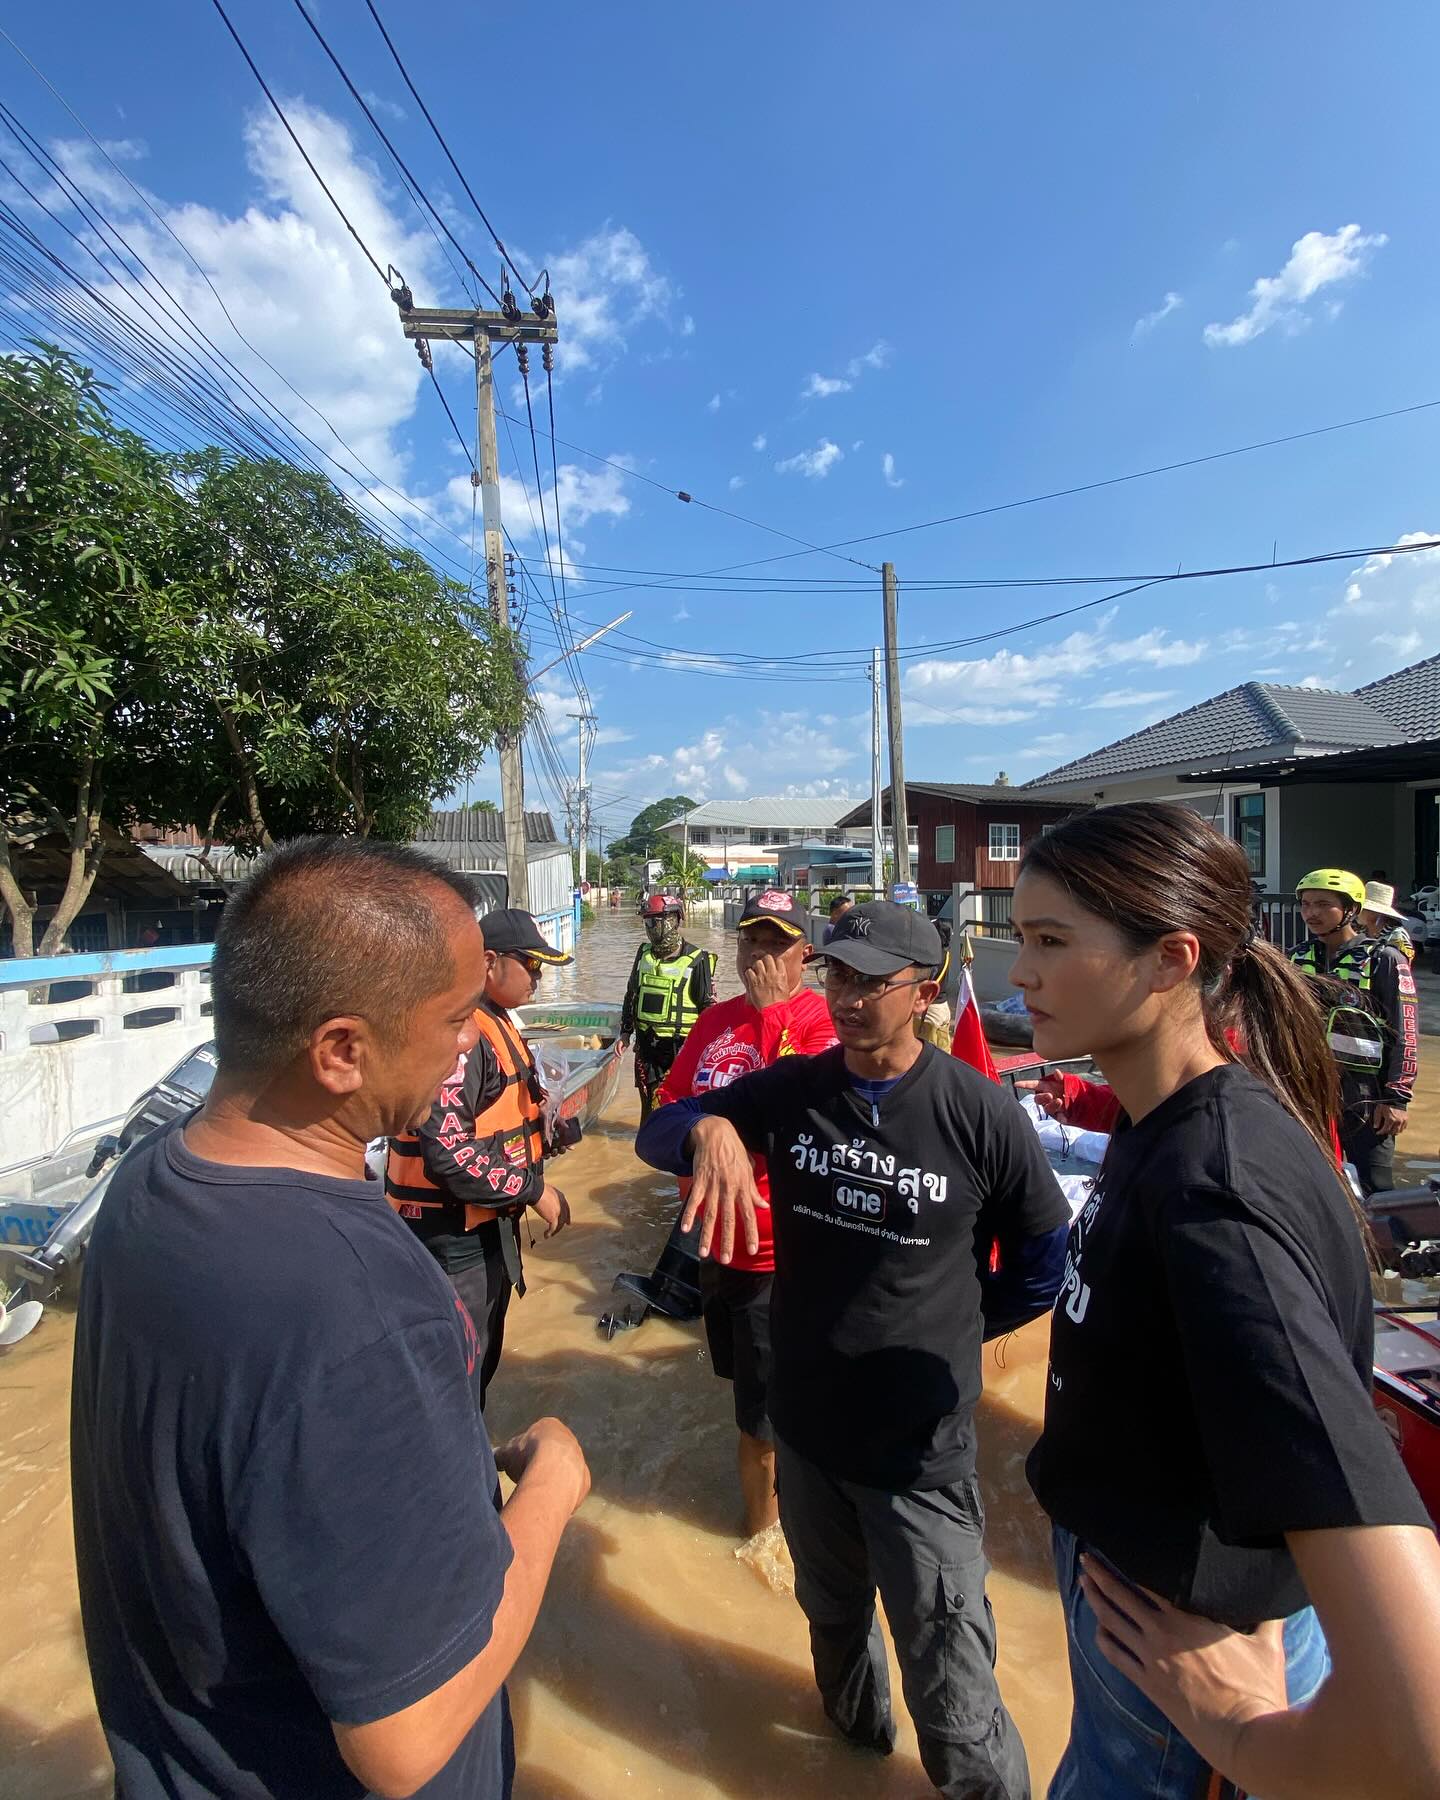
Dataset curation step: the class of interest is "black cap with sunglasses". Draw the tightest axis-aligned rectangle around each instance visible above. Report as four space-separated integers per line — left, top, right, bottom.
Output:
818 900 942 977
479 908 574 967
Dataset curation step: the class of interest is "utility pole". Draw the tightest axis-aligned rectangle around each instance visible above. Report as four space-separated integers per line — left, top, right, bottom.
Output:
396 286 558 910
569 711 596 885
870 647 884 892
882 562 911 885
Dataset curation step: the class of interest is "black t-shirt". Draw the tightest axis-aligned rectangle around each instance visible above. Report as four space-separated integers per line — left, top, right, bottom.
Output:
71 1122 515 1799
1027 1064 1429 1628
682 1043 1069 1489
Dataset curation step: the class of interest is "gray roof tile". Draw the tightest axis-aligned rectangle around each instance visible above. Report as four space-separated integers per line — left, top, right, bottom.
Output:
1355 651 1440 738
1025 682 1400 788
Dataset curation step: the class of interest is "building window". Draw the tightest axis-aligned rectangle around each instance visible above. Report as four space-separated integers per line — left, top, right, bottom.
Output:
690 828 710 845
989 822 1021 862
935 824 955 864
1233 792 1266 877
825 830 844 845
750 829 769 846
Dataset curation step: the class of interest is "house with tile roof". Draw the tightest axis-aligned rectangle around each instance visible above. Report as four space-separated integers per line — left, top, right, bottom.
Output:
1025 654 1440 901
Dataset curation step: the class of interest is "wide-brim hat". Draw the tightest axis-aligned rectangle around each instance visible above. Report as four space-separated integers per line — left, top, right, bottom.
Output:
1362 881 1406 922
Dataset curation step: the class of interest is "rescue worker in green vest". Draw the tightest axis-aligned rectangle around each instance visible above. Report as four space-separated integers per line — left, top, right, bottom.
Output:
620 894 717 1119
1290 868 1419 1195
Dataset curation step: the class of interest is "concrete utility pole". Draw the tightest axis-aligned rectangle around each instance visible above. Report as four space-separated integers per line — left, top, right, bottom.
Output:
569 711 596 884
882 562 911 884
396 291 559 909
870 647 884 892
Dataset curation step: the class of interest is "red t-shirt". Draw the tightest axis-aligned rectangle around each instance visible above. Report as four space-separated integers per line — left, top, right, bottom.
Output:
656 986 837 1272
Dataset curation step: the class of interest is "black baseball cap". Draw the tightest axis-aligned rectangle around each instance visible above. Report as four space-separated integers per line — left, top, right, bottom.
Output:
819 901 942 976
737 888 811 940
479 907 573 965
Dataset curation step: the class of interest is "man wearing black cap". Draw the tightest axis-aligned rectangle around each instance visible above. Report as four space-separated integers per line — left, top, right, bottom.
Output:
389 908 574 1403
653 890 836 1536
636 901 1070 1799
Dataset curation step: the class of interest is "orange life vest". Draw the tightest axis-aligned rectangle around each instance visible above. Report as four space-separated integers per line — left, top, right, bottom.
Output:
386 1003 545 1232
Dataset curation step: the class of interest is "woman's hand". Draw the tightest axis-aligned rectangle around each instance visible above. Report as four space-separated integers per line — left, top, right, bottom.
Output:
1081 1556 1287 1775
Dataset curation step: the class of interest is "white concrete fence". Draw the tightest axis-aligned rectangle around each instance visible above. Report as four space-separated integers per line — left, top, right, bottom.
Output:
0 945 214 1196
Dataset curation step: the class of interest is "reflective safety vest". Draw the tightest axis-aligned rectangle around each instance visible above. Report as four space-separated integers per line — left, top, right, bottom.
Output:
386 1003 545 1233
1290 938 1385 1074
634 946 712 1039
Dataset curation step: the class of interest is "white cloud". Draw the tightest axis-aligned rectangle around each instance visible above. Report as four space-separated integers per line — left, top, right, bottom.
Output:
544 224 679 375
905 623 1208 722
1133 291 1182 335
596 711 858 805
882 451 903 488
751 434 767 452
1378 629 1424 658
728 475 745 490
1086 687 1178 710
673 605 691 622
802 372 852 399
799 339 893 402
1204 225 1387 348
706 393 721 412
1329 532 1440 671
361 92 407 123
775 439 843 480
680 314 695 336
1297 675 1330 690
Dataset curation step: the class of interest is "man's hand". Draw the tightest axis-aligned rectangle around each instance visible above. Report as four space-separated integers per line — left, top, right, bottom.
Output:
1373 1103 1409 1138
533 1184 571 1237
1015 1073 1066 1119
1081 1556 1287 1777
493 1417 590 1517
743 952 795 1013
683 1115 761 1264
619 1034 631 1052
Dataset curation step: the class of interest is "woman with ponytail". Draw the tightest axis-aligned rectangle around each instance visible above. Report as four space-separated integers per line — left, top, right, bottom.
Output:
1012 802 1440 1800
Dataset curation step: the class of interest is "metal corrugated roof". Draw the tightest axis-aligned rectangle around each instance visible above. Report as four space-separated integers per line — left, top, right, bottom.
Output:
1024 682 1401 788
656 797 859 831
835 784 1080 827
1355 652 1440 738
418 809 558 846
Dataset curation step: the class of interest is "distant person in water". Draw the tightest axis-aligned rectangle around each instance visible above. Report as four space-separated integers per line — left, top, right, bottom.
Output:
637 900 1069 1798
1014 803 1440 1800
653 889 835 1536
620 894 716 1119
71 839 589 1800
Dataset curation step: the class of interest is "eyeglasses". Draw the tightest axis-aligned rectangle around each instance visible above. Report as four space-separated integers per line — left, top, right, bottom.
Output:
822 965 930 1002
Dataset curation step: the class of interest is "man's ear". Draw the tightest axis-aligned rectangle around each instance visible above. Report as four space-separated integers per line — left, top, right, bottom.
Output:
308 1017 368 1095
800 942 815 964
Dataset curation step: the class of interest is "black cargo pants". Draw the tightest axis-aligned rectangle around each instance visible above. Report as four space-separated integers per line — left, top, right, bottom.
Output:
776 1438 1030 1800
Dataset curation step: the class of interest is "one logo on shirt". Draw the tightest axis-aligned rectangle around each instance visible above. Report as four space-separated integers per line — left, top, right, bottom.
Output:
835 1182 886 1221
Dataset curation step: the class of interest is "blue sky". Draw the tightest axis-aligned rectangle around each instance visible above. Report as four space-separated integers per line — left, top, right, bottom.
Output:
5 3 1439 838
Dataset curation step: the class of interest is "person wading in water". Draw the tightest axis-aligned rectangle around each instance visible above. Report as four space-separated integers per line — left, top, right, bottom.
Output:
620 893 717 1119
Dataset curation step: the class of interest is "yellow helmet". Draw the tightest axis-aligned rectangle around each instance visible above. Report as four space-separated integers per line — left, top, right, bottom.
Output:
1295 868 1365 906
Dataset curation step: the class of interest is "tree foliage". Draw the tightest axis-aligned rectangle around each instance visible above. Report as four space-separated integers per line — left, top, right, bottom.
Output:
606 794 697 860
1 346 526 955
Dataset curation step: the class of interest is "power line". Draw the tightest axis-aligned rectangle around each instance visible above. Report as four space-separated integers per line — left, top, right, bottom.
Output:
209 1 390 289
361 0 538 297
288 0 502 305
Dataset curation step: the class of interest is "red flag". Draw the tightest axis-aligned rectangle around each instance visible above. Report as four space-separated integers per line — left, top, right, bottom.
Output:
950 959 999 1084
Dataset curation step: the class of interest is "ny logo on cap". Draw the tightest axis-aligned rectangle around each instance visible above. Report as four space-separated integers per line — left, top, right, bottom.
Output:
845 915 871 937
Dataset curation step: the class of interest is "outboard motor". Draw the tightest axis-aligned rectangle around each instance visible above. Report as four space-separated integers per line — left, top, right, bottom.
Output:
599 1210 704 1337
0 1043 218 1305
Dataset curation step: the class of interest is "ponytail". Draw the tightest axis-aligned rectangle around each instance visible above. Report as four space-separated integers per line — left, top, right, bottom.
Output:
1219 937 1339 1155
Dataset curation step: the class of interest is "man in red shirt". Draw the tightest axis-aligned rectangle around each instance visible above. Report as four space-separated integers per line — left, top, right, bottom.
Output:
657 890 836 1535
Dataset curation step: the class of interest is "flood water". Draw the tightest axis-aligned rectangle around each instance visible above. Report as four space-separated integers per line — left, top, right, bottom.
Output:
0 910 1082 1794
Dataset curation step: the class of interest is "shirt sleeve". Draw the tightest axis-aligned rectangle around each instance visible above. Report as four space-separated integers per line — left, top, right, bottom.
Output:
756 992 838 1062
620 946 643 1037
635 1060 791 1170
1058 1074 1122 1133
1371 946 1418 1107
690 951 717 1013
415 1036 544 1209
233 1321 514 1724
976 1085 1073 1243
1159 1191 1429 1540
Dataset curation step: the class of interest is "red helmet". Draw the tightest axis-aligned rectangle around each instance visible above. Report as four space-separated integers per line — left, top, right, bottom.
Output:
641 893 682 918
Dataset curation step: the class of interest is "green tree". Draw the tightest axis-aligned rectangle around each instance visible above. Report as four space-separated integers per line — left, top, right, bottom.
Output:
464 798 499 812
607 794 697 860
156 453 527 848
657 839 708 900
0 345 187 956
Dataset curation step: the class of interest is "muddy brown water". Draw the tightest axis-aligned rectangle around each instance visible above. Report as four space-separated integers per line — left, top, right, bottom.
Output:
12 910 1434 1796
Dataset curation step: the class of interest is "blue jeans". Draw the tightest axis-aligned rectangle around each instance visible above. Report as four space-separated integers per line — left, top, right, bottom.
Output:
1048 1527 1330 1800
